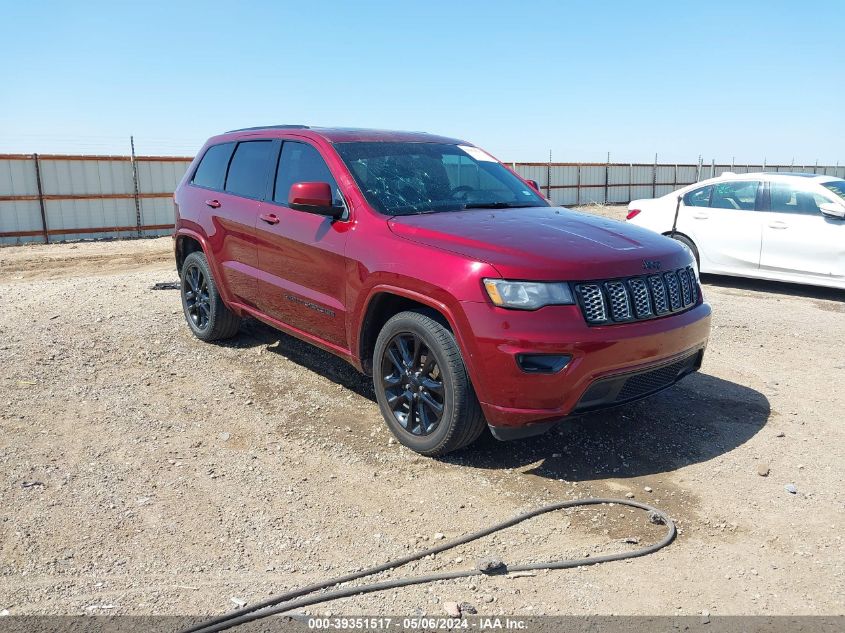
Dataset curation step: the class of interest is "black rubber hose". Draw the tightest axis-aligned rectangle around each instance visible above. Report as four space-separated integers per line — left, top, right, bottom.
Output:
181 498 675 633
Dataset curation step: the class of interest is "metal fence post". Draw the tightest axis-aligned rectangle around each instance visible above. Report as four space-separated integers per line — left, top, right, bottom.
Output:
130 136 142 237
652 153 657 198
697 155 702 182
33 153 49 244
604 152 610 204
710 158 715 178
546 150 552 200
628 163 633 203
576 164 581 205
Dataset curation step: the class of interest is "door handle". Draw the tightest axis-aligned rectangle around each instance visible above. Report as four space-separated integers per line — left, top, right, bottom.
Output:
768 221 788 229
692 212 709 219
205 199 221 209
259 213 280 225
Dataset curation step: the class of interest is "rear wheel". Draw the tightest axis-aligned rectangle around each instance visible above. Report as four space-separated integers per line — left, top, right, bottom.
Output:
373 311 486 456
668 233 700 274
180 251 240 341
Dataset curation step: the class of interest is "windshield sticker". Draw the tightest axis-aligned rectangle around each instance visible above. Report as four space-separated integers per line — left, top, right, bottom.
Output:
458 145 497 162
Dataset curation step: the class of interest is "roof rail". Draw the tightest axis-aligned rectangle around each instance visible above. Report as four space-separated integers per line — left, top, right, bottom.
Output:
225 124 310 133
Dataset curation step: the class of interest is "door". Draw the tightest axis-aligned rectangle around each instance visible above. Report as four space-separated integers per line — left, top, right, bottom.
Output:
677 180 763 272
759 181 845 280
186 141 271 307
254 140 352 349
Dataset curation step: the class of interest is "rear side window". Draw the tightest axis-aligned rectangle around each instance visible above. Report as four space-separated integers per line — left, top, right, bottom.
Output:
710 181 759 210
274 141 342 206
683 185 712 207
225 141 274 199
192 143 234 190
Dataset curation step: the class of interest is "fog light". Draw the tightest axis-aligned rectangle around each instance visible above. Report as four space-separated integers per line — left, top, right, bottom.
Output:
516 354 571 373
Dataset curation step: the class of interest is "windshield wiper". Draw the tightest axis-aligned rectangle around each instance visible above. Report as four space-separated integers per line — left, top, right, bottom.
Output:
462 202 537 209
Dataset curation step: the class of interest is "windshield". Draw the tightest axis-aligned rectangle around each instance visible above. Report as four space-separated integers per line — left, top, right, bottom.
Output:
334 142 548 216
822 180 845 201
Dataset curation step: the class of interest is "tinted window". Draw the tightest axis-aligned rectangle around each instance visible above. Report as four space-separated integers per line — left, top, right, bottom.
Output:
710 181 759 210
224 141 274 198
274 141 342 206
770 182 827 215
192 143 234 190
683 185 712 207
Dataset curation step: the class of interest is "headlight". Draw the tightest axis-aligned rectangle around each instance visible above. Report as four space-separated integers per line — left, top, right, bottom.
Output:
483 279 575 310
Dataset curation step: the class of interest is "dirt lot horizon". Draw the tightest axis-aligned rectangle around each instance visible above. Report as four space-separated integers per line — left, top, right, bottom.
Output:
1 205 843 619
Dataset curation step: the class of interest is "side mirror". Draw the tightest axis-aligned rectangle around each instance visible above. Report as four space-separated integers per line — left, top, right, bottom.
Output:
288 182 344 219
525 179 541 192
819 201 845 219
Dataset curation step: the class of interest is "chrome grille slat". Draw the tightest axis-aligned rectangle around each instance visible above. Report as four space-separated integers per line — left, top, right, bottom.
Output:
576 266 699 326
678 268 692 306
649 275 669 314
576 283 608 323
664 271 682 311
627 278 652 318
687 266 698 304
604 281 632 321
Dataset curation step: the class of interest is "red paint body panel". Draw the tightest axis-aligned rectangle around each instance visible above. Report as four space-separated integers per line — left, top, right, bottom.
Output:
174 127 712 432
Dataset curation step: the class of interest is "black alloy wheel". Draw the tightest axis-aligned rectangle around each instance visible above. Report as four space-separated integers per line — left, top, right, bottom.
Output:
183 262 211 331
179 250 240 341
381 332 445 436
372 310 487 456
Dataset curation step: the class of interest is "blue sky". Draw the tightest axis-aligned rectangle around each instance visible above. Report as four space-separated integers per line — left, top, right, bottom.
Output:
1 0 842 163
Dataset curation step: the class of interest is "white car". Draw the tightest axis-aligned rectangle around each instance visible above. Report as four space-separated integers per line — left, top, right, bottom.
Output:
626 172 845 290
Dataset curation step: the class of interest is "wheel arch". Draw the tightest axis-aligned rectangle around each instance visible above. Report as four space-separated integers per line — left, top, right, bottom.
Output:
357 286 467 376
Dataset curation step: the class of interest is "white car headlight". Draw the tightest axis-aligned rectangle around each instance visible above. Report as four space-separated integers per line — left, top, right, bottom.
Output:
483 279 575 310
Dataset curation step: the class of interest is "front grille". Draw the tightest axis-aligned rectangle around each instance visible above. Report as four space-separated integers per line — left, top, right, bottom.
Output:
574 266 699 325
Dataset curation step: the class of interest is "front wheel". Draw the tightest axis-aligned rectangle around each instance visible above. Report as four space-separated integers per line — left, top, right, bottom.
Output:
372 311 486 456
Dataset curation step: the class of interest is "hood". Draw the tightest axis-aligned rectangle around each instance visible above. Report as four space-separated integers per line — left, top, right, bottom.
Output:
388 206 692 280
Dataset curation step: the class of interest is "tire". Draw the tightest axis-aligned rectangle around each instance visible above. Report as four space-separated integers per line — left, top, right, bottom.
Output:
180 251 240 341
669 233 700 274
372 311 486 456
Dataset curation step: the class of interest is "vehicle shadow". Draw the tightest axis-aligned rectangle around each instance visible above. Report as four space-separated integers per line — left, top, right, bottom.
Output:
229 319 769 483
701 273 844 302
446 372 770 482
234 318 377 401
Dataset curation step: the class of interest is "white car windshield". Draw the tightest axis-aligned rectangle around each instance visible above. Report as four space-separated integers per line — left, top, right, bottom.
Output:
822 180 845 201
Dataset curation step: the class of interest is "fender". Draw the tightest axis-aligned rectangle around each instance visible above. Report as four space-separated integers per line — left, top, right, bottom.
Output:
354 282 482 394
173 227 239 310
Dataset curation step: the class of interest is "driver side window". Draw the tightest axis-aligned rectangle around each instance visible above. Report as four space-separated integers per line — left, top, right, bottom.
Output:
273 141 343 207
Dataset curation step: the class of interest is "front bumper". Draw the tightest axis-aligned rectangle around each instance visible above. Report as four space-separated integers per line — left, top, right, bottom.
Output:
457 300 712 429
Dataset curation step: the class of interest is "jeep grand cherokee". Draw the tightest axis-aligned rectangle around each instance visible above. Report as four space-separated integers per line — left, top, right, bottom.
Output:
174 126 711 456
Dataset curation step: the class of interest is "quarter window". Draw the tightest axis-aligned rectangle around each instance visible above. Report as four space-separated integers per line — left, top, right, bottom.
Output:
274 141 342 206
192 143 235 190
224 141 274 199
683 185 712 207
710 181 759 210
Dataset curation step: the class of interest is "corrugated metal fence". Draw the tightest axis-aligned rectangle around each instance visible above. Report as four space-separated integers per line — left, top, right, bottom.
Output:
514 161 845 207
0 154 191 244
2 153 844 245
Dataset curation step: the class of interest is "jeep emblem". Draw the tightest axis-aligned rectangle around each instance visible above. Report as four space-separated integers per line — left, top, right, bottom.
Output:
642 259 661 270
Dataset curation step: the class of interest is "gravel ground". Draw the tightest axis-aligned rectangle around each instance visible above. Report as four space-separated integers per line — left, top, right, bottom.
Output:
1 205 843 619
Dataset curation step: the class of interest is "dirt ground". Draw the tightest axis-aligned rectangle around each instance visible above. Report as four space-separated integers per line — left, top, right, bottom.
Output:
1 205 843 619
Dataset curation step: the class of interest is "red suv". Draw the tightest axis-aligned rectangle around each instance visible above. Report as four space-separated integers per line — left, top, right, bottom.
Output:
174 126 711 456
